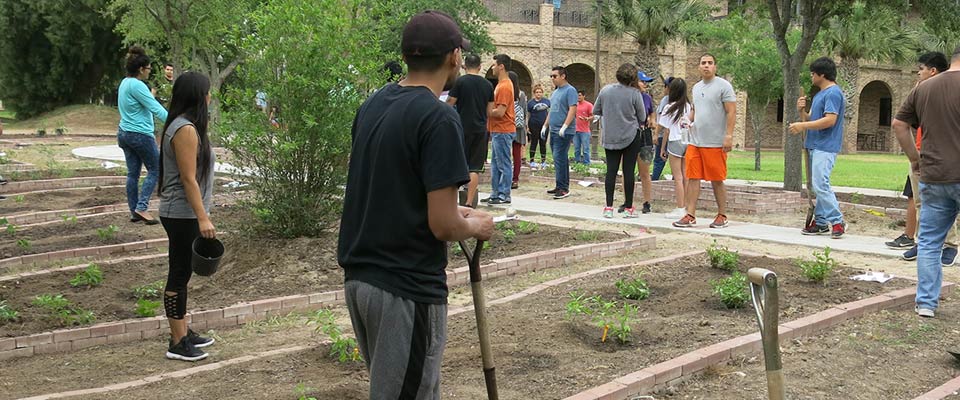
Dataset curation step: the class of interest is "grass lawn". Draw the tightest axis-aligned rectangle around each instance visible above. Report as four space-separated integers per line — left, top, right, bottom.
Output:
0 109 14 121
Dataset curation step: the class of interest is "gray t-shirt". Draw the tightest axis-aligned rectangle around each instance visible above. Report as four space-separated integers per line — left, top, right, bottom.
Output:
691 77 736 147
159 116 215 219
594 83 646 150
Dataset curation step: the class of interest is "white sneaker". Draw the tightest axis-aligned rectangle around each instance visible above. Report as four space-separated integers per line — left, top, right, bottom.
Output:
530 162 539 170
915 306 935 318
664 207 686 219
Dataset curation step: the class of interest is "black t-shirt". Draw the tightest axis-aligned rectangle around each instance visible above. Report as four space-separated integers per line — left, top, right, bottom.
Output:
448 74 493 134
338 83 470 304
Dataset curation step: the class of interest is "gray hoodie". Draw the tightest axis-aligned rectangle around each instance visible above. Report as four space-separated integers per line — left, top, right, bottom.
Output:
593 83 646 150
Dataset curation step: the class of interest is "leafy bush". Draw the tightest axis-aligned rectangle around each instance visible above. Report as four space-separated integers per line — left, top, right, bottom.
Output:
307 309 362 363
616 277 650 300
134 298 161 317
565 292 637 343
132 280 165 300
69 264 104 288
711 271 749 309
798 247 837 283
0 300 19 322
707 241 739 271
220 0 382 238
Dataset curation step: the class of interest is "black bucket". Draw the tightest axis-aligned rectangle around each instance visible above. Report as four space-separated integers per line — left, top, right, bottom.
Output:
192 237 224 277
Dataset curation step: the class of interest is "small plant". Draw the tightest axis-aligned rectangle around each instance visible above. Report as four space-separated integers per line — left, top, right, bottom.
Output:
616 277 650 300
16 238 31 251
69 264 104 288
590 298 637 344
96 224 120 240
134 298 161 317
576 230 600 241
711 271 749 309
14 195 24 203
850 192 864 204
609 303 639 343
798 247 837 283
516 220 539 234
0 300 19 322
495 221 511 231
61 214 78 224
564 291 595 320
706 241 740 271
64 308 96 325
5 224 15 235
132 280 165 299
571 162 591 176
32 294 70 311
294 383 318 400
450 242 463 256
0 218 7 225
503 229 516 243
307 309 362 363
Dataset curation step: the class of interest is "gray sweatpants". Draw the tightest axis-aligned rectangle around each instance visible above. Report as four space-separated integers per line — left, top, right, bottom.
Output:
344 280 448 400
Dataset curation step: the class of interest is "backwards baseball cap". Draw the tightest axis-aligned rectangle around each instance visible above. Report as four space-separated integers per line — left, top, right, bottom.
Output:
637 71 655 83
402 10 472 56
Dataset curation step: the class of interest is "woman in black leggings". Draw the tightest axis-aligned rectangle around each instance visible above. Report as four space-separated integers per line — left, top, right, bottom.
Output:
593 63 647 218
158 72 217 361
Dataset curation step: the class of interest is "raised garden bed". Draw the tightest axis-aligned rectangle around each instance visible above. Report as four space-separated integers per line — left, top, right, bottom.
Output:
671 296 959 400
0 213 166 259
0 186 127 215
0 219 626 338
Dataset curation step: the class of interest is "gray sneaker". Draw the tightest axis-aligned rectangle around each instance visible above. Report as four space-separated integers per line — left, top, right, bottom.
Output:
915 306 935 318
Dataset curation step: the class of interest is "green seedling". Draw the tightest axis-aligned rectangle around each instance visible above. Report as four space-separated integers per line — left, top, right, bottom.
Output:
0 300 19 322
850 192 864 204
32 294 96 326
306 309 362 363
610 303 638 343
294 383 319 400
16 239 31 251
711 271 750 309
32 294 70 311
61 308 96 326
5 224 15 235
706 240 739 271
797 247 837 283
13 195 24 203
96 224 120 240
565 291 595 320
589 297 637 344
134 298 161 317
451 242 463 256
495 221 511 231
132 280 165 300
69 264 104 288
0 218 7 225
576 230 600 241
61 214 78 224
516 220 539 234
503 229 516 243
616 277 650 300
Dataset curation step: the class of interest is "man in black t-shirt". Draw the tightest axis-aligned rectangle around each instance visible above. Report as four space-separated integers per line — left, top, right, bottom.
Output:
446 53 494 207
338 10 494 399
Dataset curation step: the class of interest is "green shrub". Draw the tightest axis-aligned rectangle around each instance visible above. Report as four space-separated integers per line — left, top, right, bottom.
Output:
706 241 739 271
798 247 837 283
32 294 70 311
134 298 161 317
15 238 30 250
564 291 595 320
307 310 362 363
69 264 104 288
220 0 381 238
616 277 650 300
711 271 749 309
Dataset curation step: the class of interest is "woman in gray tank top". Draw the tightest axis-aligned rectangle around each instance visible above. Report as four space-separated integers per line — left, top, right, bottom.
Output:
157 72 217 362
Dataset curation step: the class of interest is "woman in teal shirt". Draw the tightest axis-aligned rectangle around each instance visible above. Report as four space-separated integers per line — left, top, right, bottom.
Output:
118 46 168 225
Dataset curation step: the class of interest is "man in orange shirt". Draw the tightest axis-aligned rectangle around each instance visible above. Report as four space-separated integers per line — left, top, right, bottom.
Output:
483 54 516 205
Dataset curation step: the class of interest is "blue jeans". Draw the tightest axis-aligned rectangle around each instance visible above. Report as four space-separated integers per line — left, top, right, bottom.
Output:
916 182 960 310
651 136 667 180
551 129 574 191
810 149 843 226
573 131 591 164
490 133 515 201
117 129 160 214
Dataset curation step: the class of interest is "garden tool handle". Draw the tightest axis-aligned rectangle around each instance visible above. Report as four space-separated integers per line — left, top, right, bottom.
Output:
459 240 485 283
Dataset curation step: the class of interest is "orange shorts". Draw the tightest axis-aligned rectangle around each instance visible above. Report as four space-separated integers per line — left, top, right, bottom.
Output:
685 145 727 181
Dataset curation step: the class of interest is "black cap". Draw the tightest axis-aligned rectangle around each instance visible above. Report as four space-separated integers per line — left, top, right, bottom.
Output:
402 10 471 56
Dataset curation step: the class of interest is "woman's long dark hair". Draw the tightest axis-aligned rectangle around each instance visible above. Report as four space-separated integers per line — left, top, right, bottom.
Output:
508 71 521 101
161 72 212 189
665 78 689 124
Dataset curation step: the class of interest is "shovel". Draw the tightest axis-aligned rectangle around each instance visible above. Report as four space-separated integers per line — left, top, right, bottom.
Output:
458 239 499 400
748 268 785 400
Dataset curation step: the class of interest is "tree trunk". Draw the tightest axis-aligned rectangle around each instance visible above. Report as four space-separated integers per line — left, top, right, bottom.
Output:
838 56 859 153
634 42 660 93
750 98 771 171
782 60 804 192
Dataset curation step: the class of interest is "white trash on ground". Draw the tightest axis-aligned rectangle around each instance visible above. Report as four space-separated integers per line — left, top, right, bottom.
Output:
849 271 894 283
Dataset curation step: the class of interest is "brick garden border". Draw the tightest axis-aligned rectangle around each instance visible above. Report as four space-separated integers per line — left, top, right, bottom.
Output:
0 176 126 195
2 200 158 225
563 283 954 400
0 234 655 361
0 253 166 283
913 375 960 400
0 238 167 270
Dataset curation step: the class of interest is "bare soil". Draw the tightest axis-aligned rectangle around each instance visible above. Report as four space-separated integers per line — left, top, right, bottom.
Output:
671 289 960 400
835 191 907 210
0 212 621 338
2 168 126 182
0 212 166 259
48 254 914 399
0 186 127 215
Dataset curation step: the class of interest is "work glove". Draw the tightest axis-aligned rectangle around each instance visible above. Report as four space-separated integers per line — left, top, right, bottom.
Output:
558 124 568 138
540 124 547 141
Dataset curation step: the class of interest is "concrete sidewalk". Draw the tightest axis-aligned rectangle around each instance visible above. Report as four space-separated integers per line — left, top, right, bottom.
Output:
72 145 244 175
487 192 905 259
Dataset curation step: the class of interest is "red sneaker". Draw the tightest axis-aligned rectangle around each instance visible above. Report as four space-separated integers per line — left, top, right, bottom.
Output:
831 222 846 239
709 214 728 228
672 214 696 228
